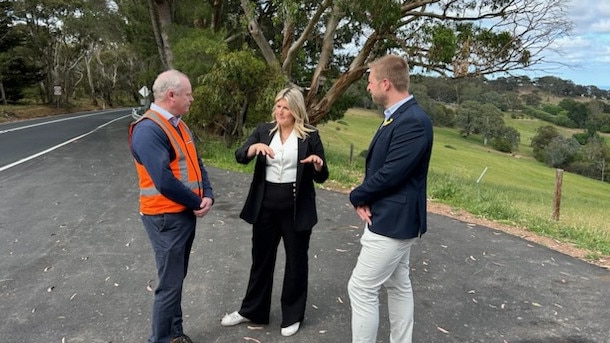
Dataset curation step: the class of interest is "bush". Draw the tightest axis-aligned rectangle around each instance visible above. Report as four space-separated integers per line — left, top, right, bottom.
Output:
491 137 513 153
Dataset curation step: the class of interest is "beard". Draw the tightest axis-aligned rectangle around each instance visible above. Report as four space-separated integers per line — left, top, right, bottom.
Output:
371 93 388 108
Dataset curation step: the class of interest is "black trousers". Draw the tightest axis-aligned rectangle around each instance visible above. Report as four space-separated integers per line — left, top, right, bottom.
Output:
239 182 312 328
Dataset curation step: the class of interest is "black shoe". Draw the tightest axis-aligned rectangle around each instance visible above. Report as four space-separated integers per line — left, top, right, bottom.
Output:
170 335 194 343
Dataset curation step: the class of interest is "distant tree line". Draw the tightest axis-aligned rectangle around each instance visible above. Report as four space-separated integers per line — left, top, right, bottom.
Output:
343 73 610 183
1 0 606 181
1 0 574 134
401 75 609 182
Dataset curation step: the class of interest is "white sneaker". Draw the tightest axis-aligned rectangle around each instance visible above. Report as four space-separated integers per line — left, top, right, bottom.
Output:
221 311 250 326
280 322 300 337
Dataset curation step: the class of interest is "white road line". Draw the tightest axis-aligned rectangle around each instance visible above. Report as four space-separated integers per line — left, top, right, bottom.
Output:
0 109 127 134
0 114 131 172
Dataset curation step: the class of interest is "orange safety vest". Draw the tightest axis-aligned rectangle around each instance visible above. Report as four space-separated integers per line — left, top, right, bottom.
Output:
129 110 203 215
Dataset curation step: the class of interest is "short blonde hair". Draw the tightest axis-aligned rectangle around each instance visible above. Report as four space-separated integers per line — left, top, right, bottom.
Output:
368 55 410 92
270 87 314 139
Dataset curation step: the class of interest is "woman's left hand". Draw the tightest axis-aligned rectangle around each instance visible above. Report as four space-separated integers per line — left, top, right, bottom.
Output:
300 154 324 172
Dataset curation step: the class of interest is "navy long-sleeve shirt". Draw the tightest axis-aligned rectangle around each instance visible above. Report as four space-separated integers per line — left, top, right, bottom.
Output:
130 119 214 210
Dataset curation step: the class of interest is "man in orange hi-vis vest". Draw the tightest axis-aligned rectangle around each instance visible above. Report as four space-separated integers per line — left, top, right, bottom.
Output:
129 69 214 343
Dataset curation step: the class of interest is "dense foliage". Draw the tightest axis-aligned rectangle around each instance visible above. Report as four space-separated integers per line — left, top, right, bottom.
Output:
1 0 608 182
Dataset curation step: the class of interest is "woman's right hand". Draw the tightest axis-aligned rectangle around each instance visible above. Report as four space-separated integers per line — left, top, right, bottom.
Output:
247 143 275 159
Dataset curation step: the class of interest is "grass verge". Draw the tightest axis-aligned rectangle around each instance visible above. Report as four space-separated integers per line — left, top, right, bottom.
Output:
200 108 610 263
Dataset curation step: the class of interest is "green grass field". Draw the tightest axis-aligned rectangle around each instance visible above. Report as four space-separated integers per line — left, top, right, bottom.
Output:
318 108 610 259
201 107 610 262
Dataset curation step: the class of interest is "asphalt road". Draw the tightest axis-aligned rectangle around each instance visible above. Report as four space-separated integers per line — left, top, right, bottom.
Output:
0 112 609 343
0 109 129 170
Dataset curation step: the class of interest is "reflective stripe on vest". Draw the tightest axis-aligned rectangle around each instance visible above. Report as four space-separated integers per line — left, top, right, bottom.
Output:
129 110 203 214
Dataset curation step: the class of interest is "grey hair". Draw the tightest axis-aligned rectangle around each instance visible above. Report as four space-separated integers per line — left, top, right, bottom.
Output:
152 69 189 101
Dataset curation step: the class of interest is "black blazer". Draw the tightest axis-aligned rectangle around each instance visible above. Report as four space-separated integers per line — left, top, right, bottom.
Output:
349 98 434 239
235 122 329 231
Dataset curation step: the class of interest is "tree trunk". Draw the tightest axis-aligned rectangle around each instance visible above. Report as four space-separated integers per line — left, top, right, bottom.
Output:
84 54 98 106
0 81 6 105
155 0 174 68
308 65 367 124
240 0 280 70
211 0 223 32
236 98 248 139
148 0 172 69
305 3 343 106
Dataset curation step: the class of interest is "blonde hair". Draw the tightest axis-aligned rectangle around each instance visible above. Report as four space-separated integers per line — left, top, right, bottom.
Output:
368 55 410 92
269 87 314 139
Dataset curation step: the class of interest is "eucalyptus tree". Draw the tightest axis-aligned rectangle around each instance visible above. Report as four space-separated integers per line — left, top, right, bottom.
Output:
0 1 16 104
531 125 561 162
239 0 573 124
491 126 520 153
10 0 132 105
0 1 41 104
559 98 589 128
11 0 65 104
581 137 609 182
141 0 243 69
62 1 133 106
544 135 580 169
455 100 481 138
475 102 505 146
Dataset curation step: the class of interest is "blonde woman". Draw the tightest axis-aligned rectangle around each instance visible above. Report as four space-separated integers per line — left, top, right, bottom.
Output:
221 87 329 337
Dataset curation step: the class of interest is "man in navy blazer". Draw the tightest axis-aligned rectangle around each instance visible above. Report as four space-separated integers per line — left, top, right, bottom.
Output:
348 55 433 343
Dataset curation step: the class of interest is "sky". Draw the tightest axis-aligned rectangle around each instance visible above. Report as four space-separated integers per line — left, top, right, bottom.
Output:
525 0 610 89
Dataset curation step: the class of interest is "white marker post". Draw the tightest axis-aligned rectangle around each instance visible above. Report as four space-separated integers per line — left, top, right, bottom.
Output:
476 166 488 200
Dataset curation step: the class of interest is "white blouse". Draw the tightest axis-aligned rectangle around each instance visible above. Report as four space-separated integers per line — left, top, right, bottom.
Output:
265 130 298 183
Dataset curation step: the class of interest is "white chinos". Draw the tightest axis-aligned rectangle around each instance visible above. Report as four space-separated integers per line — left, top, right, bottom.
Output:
348 227 416 343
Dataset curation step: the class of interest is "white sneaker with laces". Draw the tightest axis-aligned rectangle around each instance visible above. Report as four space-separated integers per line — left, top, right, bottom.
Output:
281 322 300 337
221 311 250 326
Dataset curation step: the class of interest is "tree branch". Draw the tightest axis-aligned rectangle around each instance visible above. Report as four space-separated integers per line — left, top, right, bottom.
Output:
240 0 280 70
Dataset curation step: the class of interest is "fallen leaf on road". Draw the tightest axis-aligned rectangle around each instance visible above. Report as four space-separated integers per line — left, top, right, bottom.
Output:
437 326 449 334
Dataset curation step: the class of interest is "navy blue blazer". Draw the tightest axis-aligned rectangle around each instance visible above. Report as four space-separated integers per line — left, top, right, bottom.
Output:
235 122 329 231
349 98 433 239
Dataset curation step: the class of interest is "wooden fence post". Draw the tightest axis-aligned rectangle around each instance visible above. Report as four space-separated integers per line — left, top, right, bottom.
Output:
552 168 563 221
